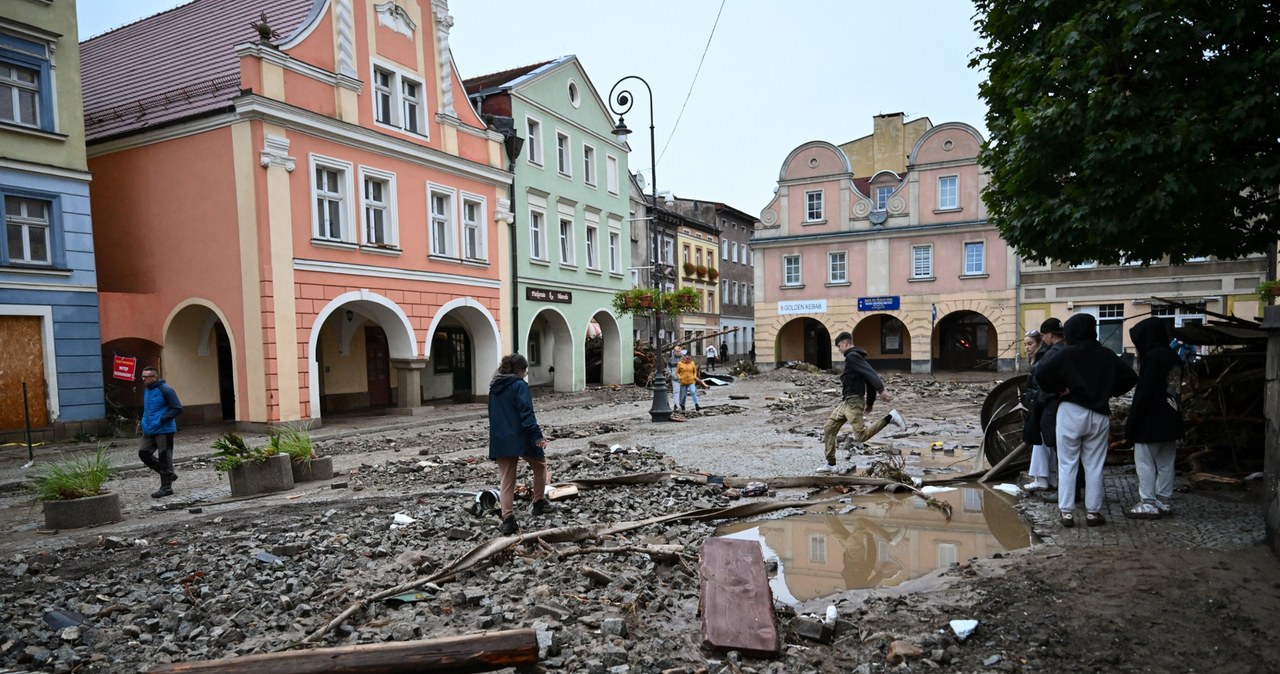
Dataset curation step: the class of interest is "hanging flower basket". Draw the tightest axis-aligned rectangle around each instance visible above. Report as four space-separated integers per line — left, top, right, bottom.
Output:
695 264 708 278
682 262 697 278
706 266 719 281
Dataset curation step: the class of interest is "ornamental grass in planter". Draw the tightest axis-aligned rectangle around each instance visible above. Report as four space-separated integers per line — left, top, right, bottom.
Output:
32 447 122 530
212 432 294 497
270 425 334 483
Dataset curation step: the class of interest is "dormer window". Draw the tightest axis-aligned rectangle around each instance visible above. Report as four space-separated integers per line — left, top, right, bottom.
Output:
371 63 426 137
875 185 893 211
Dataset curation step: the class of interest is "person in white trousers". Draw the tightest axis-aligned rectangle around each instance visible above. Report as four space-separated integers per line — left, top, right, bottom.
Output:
1124 317 1183 519
1034 313 1137 528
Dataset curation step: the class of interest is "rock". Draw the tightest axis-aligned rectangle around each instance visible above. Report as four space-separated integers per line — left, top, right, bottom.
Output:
792 617 833 644
984 654 1004 666
59 627 80 643
886 640 924 665
601 617 627 638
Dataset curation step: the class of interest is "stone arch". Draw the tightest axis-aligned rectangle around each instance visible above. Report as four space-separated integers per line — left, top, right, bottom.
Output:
587 309 625 387
851 312 913 371
160 299 239 423
524 306 574 392
424 297 502 398
308 290 418 417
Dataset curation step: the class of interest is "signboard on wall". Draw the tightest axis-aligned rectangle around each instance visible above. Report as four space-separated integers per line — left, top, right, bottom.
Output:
112 356 137 381
526 287 572 304
858 296 900 312
777 300 827 315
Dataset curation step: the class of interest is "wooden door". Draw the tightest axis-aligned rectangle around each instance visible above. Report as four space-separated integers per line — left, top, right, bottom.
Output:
0 316 49 429
365 326 391 406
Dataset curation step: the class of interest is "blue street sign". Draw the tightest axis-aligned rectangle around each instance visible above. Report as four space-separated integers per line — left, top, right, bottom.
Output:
857 296 900 312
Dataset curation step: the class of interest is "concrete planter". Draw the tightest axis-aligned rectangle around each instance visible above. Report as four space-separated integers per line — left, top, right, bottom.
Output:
42 491 122 530
290 456 334 483
228 454 294 497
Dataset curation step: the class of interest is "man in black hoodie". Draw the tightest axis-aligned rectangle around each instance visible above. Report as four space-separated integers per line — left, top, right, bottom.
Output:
1124 317 1183 519
819 332 906 470
1034 314 1137 527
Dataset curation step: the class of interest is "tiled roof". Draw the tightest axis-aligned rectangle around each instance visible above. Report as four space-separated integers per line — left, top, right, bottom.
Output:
462 60 556 95
80 0 317 142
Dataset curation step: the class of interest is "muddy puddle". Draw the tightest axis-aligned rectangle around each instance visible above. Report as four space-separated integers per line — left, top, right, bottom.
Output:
717 482 1034 604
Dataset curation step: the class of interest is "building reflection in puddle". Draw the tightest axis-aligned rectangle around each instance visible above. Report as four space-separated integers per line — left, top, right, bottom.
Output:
715 483 1033 604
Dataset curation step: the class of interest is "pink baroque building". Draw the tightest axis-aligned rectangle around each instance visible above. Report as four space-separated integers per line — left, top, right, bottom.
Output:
755 113 1017 373
81 0 511 426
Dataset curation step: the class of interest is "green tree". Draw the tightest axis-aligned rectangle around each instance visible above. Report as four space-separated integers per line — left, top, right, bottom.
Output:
971 1 1280 265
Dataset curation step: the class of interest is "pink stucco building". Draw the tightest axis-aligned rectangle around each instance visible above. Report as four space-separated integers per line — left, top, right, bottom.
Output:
756 113 1018 373
82 0 511 425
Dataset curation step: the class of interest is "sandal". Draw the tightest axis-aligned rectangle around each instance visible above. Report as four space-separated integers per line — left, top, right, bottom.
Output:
1086 512 1106 527
1060 512 1075 528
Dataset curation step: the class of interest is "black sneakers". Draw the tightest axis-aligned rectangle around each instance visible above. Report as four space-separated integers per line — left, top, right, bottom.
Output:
151 487 174 498
499 515 517 535
532 499 557 515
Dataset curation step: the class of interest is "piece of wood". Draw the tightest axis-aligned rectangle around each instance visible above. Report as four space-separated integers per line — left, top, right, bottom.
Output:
146 629 538 674
979 441 1030 483
545 484 578 501
699 538 780 658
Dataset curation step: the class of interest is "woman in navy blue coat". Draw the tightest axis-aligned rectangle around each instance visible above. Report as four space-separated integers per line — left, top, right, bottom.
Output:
488 353 554 535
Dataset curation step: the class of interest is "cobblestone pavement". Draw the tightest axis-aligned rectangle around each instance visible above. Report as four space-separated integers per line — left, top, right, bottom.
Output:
1020 464 1264 549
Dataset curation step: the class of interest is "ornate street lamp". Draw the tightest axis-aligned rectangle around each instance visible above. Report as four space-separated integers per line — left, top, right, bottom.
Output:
609 75 672 422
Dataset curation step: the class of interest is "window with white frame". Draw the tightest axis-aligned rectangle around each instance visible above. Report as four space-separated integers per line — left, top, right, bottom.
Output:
359 168 397 248
783 255 801 286
722 242 729 260
606 155 619 194
660 236 674 265
462 197 485 260
938 175 958 210
2 194 53 265
558 217 575 265
963 241 985 275
311 157 353 242
876 185 893 211
912 244 933 279
556 131 571 176
1098 303 1125 353
808 534 827 564
371 63 425 135
608 230 620 273
528 208 546 261
731 241 738 263
828 251 848 284
805 190 824 222
582 144 596 186
585 224 599 269
526 116 542 165
429 188 455 256
731 281 739 305
1 32 54 131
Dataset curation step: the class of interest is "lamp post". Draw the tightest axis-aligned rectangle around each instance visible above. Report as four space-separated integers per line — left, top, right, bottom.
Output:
610 75 671 421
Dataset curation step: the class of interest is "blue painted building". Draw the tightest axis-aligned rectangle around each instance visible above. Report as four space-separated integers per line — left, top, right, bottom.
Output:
0 2 104 438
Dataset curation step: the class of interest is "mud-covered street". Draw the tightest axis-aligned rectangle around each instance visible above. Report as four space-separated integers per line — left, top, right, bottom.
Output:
2 369 1278 673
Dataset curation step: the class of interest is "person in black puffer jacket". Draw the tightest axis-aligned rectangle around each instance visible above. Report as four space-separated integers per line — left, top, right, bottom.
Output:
1123 317 1183 519
1034 313 1137 528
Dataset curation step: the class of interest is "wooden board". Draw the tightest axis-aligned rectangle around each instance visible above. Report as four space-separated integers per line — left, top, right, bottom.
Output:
145 628 538 673
0 316 48 430
699 537 780 658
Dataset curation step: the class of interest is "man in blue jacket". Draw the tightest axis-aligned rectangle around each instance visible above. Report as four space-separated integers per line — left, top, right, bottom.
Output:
139 366 183 498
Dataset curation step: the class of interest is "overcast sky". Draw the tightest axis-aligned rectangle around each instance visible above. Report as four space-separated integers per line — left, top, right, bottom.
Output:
77 0 990 217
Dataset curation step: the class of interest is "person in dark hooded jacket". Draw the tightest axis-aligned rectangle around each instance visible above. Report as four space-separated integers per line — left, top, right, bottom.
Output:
488 353 554 535
1034 313 1137 528
1124 317 1183 519
820 332 905 470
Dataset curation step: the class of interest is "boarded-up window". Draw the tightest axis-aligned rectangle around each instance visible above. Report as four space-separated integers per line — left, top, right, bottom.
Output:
0 316 48 428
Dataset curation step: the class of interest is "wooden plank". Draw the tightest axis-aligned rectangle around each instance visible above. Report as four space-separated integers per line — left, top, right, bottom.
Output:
699 537 780 658
145 628 538 674
546 484 578 501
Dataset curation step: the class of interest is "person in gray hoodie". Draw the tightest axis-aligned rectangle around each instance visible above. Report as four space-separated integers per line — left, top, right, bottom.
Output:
1124 317 1183 519
1034 314 1137 528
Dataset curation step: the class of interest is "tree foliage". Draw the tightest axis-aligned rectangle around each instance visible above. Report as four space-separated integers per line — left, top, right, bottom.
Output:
971 0 1280 265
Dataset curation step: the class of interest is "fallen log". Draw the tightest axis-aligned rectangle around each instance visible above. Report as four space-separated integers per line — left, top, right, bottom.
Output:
559 544 685 562
147 629 537 673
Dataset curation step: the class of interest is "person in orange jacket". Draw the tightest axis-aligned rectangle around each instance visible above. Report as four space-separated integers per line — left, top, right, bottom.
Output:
675 353 703 412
